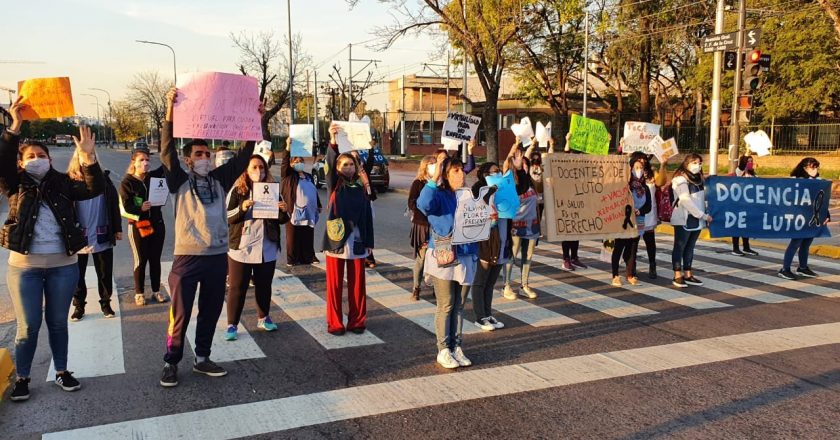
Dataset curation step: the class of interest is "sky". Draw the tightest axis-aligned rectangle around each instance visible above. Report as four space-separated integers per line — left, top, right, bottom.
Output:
1 0 447 119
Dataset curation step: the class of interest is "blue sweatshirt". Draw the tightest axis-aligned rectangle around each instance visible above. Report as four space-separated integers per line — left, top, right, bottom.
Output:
417 181 478 256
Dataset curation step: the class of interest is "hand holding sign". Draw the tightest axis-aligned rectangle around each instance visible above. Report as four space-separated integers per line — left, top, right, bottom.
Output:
252 182 281 219
17 77 75 120
569 114 610 155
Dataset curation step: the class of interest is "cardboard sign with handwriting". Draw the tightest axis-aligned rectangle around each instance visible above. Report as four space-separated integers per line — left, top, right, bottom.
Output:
17 77 75 120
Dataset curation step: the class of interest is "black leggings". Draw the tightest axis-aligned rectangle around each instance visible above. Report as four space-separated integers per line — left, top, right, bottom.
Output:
732 237 751 251
74 248 114 307
641 229 656 268
612 237 640 277
226 257 276 325
561 241 579 260
128 223 165 294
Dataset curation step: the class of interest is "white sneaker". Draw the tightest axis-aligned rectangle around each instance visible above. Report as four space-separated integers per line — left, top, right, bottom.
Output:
503 285 516 300
437 349 459 369
134 294 146 306
520 285 538 299
451 347 472 367
486 316 505 329
474 318 495 331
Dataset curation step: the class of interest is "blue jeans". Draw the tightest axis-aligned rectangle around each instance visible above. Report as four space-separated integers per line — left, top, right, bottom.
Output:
672 226 701 272
783 238 814 271
7 263 79 378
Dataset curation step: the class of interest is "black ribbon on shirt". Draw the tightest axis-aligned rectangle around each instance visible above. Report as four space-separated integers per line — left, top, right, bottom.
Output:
809 190 825 227
622 205 634 230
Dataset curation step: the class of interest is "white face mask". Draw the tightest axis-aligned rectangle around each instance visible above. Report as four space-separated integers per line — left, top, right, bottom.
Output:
426 163 436 177
633 169 643 179
688 163 702 174
24 158 50 179
192 159 211 177
806 168 818 177
248 170 265 182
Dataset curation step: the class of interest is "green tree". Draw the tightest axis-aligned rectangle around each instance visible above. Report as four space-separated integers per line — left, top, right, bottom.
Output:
111 101 146 148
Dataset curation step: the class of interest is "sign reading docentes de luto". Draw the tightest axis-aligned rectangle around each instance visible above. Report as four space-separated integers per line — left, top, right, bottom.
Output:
442 112 481 143
706 176 832 239
543 153 637 241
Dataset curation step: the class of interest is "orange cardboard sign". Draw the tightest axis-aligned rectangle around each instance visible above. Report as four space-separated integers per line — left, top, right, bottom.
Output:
17 77 75 120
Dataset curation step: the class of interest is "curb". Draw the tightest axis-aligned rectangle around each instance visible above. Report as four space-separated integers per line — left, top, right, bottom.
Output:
654 225 840 260
0 348 13 401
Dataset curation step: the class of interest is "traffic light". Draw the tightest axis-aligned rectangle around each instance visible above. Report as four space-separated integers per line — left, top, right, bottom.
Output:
741 49 762 93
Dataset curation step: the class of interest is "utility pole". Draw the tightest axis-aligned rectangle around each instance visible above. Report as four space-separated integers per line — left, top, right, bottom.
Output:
709 0 726 175
462 1 468 162
401 74 406 157
306 69 311 125
287 0 295 125
348 44 381 114
727 0 748 172
583 11 590 117
313 70 319 145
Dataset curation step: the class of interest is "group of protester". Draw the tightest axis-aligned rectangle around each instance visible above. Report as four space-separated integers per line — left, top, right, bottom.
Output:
1 87 831 398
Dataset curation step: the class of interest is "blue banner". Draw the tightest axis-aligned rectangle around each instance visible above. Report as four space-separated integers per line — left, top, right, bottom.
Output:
707 176 832 239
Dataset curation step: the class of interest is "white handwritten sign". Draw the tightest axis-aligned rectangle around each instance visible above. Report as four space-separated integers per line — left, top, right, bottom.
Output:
536 121 552 149
623 122 661 152
332 121 372 153
173 72 263 141
452 187 492 244
511 117 534 146
289 124 314 157
442 112 481 144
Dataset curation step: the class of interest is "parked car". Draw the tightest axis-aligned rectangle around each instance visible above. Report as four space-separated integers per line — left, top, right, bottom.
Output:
358 147 390 191
133 141 150 151
311 154 326 189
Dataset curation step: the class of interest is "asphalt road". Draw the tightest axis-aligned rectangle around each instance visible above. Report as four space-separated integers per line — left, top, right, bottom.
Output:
1 148 839 439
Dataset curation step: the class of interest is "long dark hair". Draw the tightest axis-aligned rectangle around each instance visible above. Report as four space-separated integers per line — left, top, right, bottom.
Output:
737 154 756 177
791 157 820 179
439 157 464 192
335 152 361 188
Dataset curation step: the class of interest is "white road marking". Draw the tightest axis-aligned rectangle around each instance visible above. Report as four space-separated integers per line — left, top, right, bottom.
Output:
161 261 266 363
47 272 124 380
375 249 579 328
45 321 840 439
271 273 384 350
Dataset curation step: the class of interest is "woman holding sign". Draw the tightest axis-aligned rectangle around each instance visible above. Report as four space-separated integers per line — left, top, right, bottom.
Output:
66 150 123 321
417 157 476 368
779 158 829 280
120 147 168 306
729 154 759 257
1 97 104 401
281 138 321 267
224 155 289 340
323 123 375 335
611 154 652 287
501 139 540 300
670 154 713 288
407 155 437 300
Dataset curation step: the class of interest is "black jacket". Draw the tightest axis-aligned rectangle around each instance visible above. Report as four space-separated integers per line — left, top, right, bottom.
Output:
97 170 124 246
119 166 166 226
226 185 290 251
0 131 105 255
279 149 321 216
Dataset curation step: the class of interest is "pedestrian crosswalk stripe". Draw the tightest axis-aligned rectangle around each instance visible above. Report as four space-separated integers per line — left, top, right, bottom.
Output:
534 248 731 310
160 262 266 362
271 273 385 349
44 321 840 440
374 249 579 328
48 272 124 381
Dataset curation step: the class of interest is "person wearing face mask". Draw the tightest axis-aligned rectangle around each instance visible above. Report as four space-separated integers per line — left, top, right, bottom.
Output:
157 88 259 387
120 147 169 306
628 151 666 279
66 148 123 321
728 154 759 257
322 123 375 335
224 156 289 340
1 97 105 401
470 162 510 331
417 157 477 369
501 138 541 300
611 154 652 287
280 138 321 267
407 155 437 300
778 157 830 280
670 154 712 288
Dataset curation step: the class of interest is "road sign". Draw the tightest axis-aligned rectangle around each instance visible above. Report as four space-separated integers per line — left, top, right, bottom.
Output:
745 28 762 47
703 31 738 53
759 54 771 72
724 52 737 70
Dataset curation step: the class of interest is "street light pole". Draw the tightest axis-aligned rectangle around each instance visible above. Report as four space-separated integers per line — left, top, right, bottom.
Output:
136 40 177 84
81 93 102 142
90 88 112 147
708 0 726 175
287 0 295 125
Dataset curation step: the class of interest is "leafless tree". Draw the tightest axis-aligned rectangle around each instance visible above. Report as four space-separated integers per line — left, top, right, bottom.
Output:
127 71 168 152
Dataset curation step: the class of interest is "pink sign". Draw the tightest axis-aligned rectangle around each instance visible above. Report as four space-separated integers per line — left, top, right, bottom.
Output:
173 72 263 141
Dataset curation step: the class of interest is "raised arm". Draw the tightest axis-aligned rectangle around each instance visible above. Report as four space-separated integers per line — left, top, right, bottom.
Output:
502 139 521 173
213 140 256 192
160 88 189 192
280 138 293 178
67 125 105 201
325 123 340 194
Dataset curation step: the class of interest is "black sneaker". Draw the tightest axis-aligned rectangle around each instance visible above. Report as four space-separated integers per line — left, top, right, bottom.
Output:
101 303 116 318
672 277 688 288
742 248 759 256
778 269 797 280
648 266 657 280
349 327 365 334
731 250 745 256
70 307 85 322
10 378 30 401
54 371 81 391
160 363 178 387
684 276 704 286
193 359 227 377
797 267 818 278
